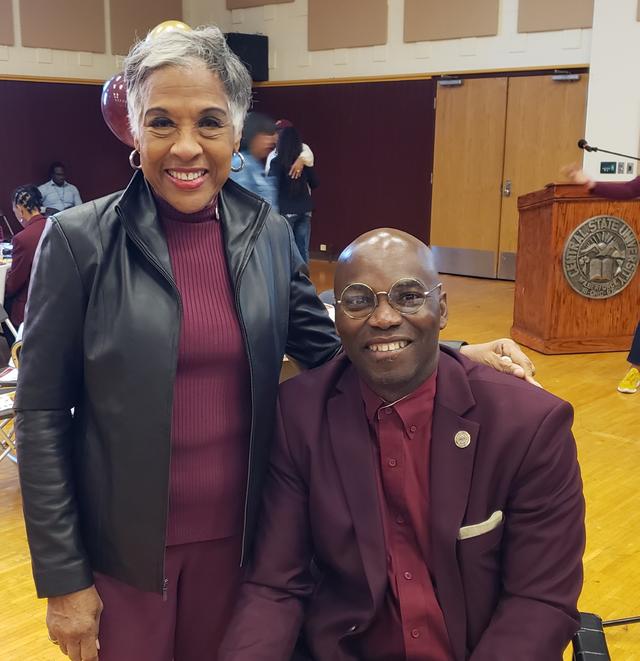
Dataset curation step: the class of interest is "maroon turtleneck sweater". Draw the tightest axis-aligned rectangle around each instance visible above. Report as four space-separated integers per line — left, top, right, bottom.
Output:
155 195 251 546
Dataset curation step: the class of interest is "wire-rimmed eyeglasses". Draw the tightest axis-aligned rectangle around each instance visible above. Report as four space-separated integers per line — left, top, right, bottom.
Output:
336 278 443 320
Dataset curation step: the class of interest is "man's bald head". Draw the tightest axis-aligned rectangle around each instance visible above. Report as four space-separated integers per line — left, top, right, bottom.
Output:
334 228 439 297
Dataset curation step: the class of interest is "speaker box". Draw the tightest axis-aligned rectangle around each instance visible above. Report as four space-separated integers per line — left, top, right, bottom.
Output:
225 33 269 82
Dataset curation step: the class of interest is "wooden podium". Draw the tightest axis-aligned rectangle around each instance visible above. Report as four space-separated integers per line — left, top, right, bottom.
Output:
512 184 640 354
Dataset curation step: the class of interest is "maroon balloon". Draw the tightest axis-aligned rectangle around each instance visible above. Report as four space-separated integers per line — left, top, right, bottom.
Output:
101 73 134 147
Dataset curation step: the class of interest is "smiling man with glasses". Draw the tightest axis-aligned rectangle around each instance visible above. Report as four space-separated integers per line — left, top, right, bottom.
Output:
221 228 585 661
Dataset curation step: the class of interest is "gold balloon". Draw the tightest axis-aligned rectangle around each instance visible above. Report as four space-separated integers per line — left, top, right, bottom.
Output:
147 20 192 41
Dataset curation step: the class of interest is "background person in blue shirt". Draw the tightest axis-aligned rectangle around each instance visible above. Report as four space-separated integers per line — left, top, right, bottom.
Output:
229 113 278 211
38 161 82 214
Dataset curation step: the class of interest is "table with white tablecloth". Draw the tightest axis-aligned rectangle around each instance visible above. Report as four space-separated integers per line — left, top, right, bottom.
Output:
0 262 11 305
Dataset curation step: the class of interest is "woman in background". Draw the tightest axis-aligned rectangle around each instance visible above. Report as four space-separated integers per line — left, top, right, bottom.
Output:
5 185 47 326
564 163 640 394
269 125 318 263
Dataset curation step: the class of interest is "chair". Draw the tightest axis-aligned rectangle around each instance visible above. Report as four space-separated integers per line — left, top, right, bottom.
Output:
0 339 20 465
572 612 611 659
11 339 22 367
318 289 336 306
0 304 17 348
0 391 18 464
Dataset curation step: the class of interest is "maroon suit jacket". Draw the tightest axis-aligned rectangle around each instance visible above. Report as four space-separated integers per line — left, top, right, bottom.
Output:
221 348 585 661
5 214 47 326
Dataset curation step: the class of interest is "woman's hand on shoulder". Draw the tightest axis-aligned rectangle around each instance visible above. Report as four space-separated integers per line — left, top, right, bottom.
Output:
460 338 541 387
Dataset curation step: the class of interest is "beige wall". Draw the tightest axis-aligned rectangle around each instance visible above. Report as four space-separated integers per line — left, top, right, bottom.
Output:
17 0 184 56
20 0 105 52
0 0 187 80
226 0 292 8
0 0 595 82
308 0 387 51
405 0 499 42
0 0 14 46
110 0 183 55
518 0 594 32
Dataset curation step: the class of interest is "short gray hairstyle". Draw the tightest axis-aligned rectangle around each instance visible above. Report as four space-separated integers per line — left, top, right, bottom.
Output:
123 25 253 141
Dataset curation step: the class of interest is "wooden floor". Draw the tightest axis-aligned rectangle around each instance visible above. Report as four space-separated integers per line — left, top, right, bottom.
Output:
1 264 638 660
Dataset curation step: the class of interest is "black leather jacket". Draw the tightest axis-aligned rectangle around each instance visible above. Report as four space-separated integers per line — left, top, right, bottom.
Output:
15 172 340 598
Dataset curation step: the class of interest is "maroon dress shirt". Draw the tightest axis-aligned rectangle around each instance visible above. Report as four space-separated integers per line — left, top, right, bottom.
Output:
355 372 453 661
157 195 251 546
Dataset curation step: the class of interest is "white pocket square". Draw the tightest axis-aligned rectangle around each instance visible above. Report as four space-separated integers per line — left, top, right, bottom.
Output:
458 510 504 540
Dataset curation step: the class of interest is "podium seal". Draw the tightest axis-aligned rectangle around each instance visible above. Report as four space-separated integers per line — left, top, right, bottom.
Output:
563 215 639 299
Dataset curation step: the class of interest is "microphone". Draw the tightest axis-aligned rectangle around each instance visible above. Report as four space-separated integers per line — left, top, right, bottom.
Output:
577 139 596 152
576 139 640 161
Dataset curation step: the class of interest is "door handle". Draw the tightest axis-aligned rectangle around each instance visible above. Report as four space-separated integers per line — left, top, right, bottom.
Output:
502 179 512 197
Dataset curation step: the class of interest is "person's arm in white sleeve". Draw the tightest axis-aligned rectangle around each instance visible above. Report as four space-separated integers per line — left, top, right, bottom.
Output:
300 143 314 167
289 144 314 179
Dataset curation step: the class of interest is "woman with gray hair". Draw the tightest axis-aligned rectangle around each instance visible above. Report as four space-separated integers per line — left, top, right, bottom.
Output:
16 23 537 661
15 25 340 661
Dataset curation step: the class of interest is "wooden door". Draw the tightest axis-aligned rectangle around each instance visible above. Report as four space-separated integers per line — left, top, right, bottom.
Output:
498 74 589 278
430 77 508 278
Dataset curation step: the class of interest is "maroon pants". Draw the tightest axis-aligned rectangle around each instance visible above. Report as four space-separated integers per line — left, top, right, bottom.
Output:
94 536 242 661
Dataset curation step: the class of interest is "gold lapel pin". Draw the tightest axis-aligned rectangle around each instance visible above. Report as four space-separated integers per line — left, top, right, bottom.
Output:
454 431 471 448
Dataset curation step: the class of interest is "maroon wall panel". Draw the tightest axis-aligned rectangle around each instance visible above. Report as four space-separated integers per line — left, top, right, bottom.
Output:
0 80 132 219
253 79 436 257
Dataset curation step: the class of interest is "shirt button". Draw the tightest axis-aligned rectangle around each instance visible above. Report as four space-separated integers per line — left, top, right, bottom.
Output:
411 629 421 639
409 425 417 433
403 571 413 580
388 458 397 467
384 408 392 415
396 515 405 524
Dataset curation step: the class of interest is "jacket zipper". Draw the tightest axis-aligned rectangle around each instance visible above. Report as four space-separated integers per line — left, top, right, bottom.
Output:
116 207 183 597
233 202 270 565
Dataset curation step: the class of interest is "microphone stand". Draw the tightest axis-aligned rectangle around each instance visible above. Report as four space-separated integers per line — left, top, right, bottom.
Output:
578 139 640 162
603 615 640 627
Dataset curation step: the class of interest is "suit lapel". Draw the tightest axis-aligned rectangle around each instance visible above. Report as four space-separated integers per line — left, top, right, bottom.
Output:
327 363 388 612
430 351 480 661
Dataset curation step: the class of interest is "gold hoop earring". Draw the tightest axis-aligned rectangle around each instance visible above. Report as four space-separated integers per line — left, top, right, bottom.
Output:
129 149 142 170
